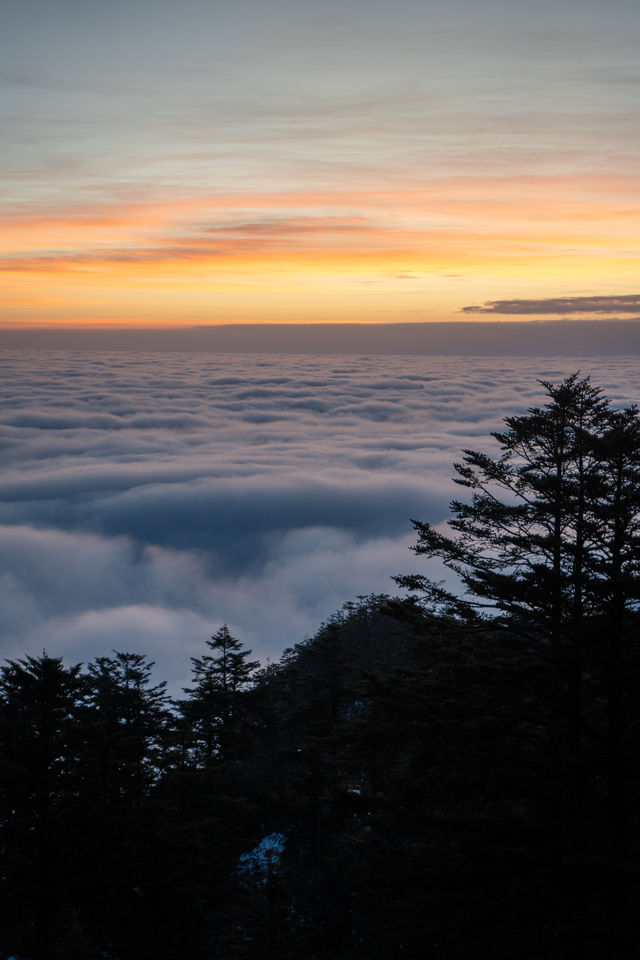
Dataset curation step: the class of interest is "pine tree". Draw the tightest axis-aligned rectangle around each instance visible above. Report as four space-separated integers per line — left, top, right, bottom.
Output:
69 652 171 958
397 374 640 953
180 625 259 766
0 653 83 959
400 375 610 629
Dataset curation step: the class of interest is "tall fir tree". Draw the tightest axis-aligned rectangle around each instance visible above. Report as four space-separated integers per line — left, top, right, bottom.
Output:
180 625 259 766
0 653 83 959
397 374 640 954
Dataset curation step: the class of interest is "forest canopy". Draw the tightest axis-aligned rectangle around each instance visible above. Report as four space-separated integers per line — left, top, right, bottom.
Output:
0 375 638 959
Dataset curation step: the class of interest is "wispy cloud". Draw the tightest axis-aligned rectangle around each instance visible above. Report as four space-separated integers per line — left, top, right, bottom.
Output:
2 175 639 298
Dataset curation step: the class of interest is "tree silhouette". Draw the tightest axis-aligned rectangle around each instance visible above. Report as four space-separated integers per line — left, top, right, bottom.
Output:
180 625 259 766
69 652 171 958
398 374 640 953
0 653 82 959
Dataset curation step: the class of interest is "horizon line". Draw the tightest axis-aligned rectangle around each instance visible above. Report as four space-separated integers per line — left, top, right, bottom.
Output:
2 319 640 356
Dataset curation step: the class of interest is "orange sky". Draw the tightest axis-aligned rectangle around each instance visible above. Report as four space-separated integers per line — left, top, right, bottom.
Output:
2 0 640 330
3 175 639 327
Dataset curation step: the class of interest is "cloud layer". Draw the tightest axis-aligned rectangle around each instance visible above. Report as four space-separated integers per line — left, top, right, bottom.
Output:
1 350 639 689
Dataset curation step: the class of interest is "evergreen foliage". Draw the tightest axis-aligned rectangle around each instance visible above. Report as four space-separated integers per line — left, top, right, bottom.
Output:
179 625 259 765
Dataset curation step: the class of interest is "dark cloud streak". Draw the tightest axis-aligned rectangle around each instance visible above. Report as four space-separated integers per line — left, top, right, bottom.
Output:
463 295 640 315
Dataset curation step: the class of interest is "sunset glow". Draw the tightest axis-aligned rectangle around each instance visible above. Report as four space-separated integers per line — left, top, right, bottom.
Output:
2 176 639 327
2 0 640 331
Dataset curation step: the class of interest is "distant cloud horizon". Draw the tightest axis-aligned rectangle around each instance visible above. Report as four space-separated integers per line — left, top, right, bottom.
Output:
2 319 640 356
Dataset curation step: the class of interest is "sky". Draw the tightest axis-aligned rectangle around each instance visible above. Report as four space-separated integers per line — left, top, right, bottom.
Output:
2 0 640 332
2 352 639 689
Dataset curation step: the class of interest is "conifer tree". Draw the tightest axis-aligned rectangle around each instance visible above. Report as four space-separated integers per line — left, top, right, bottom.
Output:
180 625 259 765
400 375 611 629
69 652 171 958
0 653 82 959
397 374 640 952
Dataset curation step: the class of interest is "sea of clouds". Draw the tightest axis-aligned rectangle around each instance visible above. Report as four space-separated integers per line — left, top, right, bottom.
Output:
1 350 639 691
